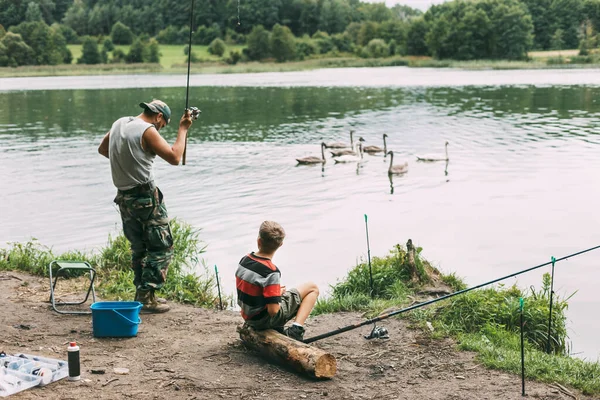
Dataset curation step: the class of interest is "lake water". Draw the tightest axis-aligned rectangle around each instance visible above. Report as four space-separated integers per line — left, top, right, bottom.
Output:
1 67 599 361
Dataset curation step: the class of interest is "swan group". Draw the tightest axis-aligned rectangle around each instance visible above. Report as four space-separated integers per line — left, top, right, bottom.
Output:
296 131 450 182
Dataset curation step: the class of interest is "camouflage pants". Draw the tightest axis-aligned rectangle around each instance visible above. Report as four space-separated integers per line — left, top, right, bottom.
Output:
114 185 173 291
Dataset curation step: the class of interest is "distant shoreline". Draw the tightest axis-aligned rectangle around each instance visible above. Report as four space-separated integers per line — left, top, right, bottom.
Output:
3 65 600 93
1 54 599 79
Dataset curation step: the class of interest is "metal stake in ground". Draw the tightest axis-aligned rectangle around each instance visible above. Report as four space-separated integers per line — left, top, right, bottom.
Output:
520 297 526 396
215 265 223 311
546 256 556 354
303 244 600 344
364 214 374 298
182 0 195 166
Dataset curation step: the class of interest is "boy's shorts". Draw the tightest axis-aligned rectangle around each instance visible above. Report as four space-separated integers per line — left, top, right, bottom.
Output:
246 288 302 330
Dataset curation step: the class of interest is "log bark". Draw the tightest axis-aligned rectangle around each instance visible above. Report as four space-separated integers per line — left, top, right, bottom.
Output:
237 325 337 379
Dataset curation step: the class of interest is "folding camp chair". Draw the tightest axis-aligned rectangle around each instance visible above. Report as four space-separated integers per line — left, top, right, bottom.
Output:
48 260 97 315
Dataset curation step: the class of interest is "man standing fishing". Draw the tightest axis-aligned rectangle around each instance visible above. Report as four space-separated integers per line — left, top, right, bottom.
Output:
98 100 193 313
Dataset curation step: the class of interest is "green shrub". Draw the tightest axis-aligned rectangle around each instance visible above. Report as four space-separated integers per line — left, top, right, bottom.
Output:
111 22 133 45
366 38 390 58
225 50 242 65
208 38 226 57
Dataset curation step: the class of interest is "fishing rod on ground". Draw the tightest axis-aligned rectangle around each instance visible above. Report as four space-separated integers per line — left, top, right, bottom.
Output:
182 0 201 166
303 244 600 344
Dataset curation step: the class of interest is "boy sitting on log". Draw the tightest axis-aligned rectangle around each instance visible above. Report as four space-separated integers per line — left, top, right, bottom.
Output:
235 221 319 341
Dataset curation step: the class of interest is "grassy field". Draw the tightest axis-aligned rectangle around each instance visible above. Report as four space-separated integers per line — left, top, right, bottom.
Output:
528 49 580 59
67 44 246 69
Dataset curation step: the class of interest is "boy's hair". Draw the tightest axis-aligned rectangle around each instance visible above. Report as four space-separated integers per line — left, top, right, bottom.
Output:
258 221 285 253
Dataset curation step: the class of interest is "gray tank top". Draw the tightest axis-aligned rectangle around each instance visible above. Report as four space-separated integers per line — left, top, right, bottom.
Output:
108 116 156 190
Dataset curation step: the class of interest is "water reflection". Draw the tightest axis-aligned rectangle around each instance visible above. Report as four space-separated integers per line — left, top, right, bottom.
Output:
2 83 600 361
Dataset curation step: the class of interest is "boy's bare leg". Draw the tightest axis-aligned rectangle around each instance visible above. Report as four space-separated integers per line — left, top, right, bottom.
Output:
293 282 319 325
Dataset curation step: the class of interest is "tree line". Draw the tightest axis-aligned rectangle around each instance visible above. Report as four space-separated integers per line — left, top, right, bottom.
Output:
1 0 599 67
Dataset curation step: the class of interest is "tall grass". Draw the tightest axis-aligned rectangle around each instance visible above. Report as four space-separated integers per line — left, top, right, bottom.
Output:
0 219 220 308
314 242 600 395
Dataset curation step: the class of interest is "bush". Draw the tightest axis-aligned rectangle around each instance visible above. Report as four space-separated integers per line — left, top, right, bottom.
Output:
148 38 160 63
157 25 187 44
270 24 296 62
111 21 133 45
126 38 149 63
111 48 126 63
245 25 270 60
193 24 222 45
77 36 101 64
225 28 245 44
225 50 242 64
183 44 199 62
102 37 114 52
52 23 79 44
366 38 390 58
295 38 318 60
312 30 335 54
208 38 226 57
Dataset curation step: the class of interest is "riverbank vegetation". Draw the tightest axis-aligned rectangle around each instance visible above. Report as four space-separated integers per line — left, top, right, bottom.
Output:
314 243 600 395
1 0 600 75
1 226 599 393
0 220 220 307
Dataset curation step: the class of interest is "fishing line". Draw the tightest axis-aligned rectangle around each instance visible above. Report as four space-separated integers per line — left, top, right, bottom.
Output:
303 244 600 344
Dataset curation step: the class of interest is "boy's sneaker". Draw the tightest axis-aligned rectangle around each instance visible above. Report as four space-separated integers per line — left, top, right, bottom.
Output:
284 324 305 341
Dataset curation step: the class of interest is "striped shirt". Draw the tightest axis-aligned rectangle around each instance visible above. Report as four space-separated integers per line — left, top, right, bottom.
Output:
236 253 281 320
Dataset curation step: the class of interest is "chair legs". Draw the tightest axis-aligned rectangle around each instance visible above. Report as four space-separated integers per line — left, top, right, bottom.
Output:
48 260 97 315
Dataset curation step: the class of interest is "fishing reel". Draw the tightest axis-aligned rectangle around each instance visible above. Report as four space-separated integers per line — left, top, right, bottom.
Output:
364 324 389 340
188 106 201 120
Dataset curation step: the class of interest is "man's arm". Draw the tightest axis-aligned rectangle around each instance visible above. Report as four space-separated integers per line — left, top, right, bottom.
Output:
98 131 110 158
143 110 193 166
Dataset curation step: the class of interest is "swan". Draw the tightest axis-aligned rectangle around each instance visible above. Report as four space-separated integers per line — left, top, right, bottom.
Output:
363 133 388 154
387 151 408 175
330 137 365 157
334 143 364 163
416 141 449 162
296 142 326 165
325 130 354 149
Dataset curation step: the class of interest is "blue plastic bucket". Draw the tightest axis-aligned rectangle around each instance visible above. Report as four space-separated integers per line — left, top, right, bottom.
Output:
90 301 142 338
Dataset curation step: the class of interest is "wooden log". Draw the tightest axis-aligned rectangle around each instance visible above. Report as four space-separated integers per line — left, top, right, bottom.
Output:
237 324 337 379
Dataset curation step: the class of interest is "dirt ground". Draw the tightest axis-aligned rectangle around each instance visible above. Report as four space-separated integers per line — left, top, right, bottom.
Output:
0 271 593 400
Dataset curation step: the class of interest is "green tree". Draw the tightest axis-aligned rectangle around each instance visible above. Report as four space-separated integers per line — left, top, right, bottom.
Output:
25 2 43 22
357 21 381 46
489 0 534 60
126 38 149 63
456 8 491 60
157 25 186 44
549 0 583 49
0 32 34 66
62 0 88 36
550 28 565 49
270 23 296 62
244 24 271 60
522 0 553 49
77 35 101 64
148 38 160 63
0 24 6 40
51 23 78 44
319 0 352 34
88 4 116 36
312 30 335 53
10 21 67 65
110 21 133 45
406 17 429 56
208 37 226 57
